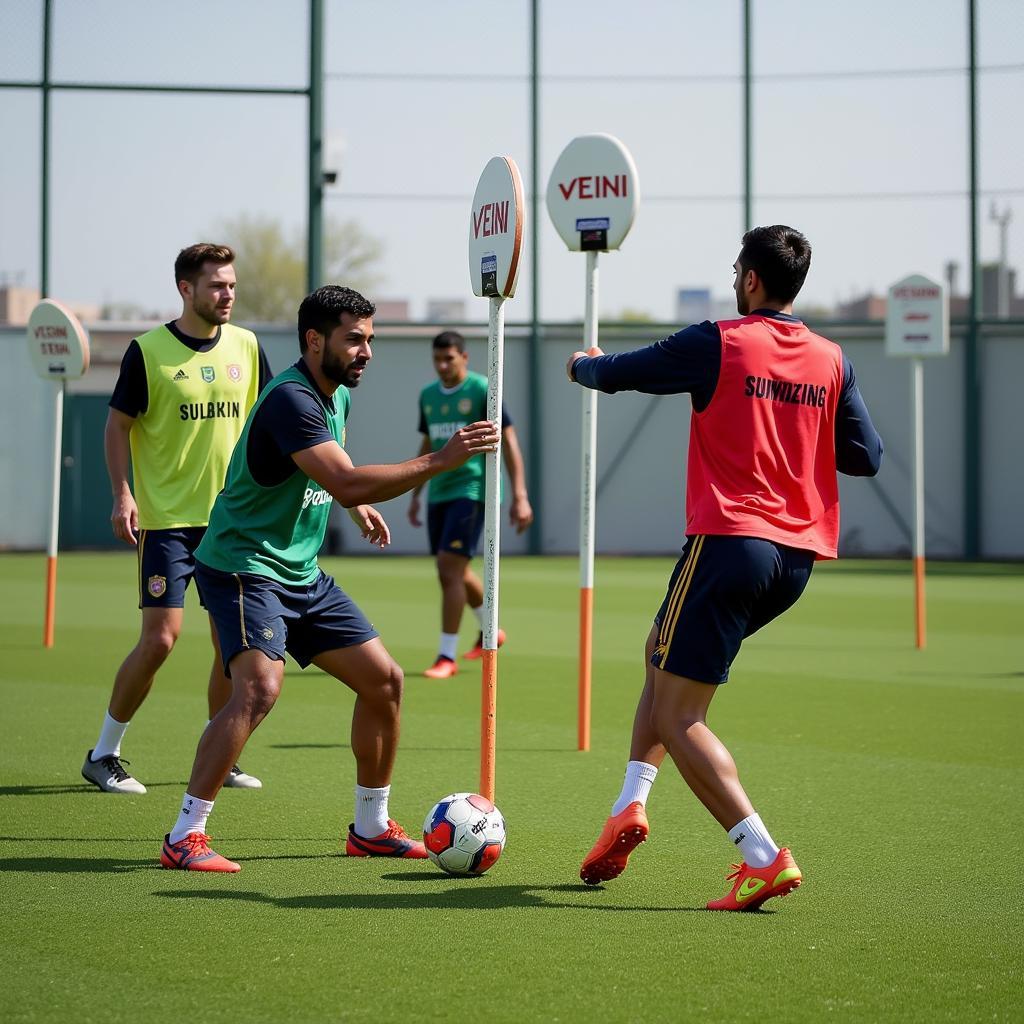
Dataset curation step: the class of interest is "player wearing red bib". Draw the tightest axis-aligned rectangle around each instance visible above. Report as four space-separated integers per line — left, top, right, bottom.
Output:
569 226 883 910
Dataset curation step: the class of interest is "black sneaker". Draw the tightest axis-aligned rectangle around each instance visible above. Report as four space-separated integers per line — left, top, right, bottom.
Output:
81 749 146 794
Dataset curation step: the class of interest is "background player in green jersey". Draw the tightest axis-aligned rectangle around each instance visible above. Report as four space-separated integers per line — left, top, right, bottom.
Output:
408 330 533 679
160 287 499 872
81 244 271 795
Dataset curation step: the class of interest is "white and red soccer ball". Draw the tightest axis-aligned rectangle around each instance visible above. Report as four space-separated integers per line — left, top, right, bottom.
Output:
423 793 506 876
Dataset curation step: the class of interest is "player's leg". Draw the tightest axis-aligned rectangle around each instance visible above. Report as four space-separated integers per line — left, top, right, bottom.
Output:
456 500 507 661
83 529 192 793
161 564 289 872
207 616 263 790
293 573 425 858
185 648 283 802
424 500 474 677
651 536 807 910
579 624 665 884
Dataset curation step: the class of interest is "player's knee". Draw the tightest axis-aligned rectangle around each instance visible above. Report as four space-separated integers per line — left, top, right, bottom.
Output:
138 627 178 663
369 660 403 711
242 675 281 720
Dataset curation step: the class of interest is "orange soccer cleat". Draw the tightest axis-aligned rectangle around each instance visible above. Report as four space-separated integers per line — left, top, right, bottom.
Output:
423 656 459 679
706 847 802 911
463 629 506 661
579 801 649 885
160 832 241 873
346 820 428 858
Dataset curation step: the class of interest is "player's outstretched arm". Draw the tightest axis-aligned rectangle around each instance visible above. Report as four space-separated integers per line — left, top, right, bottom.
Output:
104 408 139 546
292 421 499 508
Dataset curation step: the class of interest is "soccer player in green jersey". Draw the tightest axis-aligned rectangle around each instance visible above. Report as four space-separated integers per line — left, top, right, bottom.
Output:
82 244 271 796
408 330 533 679
160 287 499 872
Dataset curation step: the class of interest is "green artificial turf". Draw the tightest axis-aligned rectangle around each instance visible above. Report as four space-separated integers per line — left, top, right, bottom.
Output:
1 553 1021 1022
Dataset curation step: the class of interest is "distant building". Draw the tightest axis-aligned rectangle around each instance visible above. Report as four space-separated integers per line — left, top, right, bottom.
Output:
832 262 1024 321
425 299 466 322
373 298 410 321
835 294 888 320
0 285 101 325
0 286 40 325
676 288 712 324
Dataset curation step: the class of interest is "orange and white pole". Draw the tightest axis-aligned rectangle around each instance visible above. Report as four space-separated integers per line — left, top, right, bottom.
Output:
578 250 599 751
43 379 65 647
480 294 506 802
912 357 926 649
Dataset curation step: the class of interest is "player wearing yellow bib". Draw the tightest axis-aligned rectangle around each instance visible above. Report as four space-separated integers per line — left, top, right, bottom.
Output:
81 244 271 795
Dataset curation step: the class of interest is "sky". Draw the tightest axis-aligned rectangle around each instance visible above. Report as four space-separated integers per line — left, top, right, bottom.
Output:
0 0 1021 323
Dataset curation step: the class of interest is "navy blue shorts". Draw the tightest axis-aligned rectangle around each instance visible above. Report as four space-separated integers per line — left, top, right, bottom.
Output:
427 498 485 558
652 535 815 685
194 562 379 676
137 527 207 609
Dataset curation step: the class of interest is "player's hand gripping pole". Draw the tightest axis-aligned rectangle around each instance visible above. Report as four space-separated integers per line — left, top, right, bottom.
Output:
480 295 505 802
578 251 599 751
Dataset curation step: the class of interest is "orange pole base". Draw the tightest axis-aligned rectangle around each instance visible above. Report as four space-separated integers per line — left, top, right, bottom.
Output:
578 586 593 752
480 648 497 802
914 555 926 649
43 555 57 648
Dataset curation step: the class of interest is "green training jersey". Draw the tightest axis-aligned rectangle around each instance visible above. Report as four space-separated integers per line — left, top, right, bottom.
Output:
130 322 261 529
419 371 509 504
196 365 349 586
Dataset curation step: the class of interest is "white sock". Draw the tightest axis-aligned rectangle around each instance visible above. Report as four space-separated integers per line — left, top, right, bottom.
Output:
93 712 130 759
611 760 659 816
354 784 390 838
470 604 485 627
438 632 459 661
727 812 780 869
169 793 215 844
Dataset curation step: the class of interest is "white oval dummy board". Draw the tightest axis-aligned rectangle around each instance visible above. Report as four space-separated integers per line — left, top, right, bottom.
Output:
27 299 91 381
546 133 639 252
468 156 525 298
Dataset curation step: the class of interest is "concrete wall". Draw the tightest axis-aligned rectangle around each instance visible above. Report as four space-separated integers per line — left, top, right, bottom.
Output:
1 320 1021 558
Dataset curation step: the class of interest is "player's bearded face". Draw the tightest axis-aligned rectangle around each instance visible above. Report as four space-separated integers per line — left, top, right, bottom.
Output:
322 336 371 387
190 263 235 327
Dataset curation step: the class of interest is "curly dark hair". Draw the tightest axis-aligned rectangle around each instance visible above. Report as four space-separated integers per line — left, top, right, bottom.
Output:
297 286 376 352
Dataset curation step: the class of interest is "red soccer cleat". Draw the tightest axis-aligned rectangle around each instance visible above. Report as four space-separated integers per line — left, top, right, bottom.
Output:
423 656 458 679
160 832 241 873
579 801 649 885
463 629 506 661
706 848 802 911
346 819 428 858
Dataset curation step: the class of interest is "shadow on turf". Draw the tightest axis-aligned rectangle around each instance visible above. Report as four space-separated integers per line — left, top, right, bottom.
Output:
152 878 749 913
0 782 185 797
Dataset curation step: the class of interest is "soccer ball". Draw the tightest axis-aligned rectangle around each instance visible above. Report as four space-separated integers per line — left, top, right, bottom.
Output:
423 792 506 876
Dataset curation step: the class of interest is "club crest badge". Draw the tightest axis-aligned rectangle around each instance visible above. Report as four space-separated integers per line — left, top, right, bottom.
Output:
201 366 216 383
147 575 167 598
458 398 472 414
227 363 242 382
